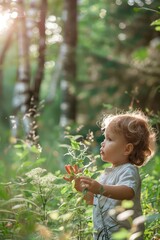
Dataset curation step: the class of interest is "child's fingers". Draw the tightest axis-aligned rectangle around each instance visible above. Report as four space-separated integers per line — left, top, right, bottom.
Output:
80 176 91 182
63 176 70 181
80 177 93 189
79 177 90 187
81 183 89 189
63 175 73 182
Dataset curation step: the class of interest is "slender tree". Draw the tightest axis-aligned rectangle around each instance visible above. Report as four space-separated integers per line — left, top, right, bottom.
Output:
48 0 78 127
10 0 47 144
59 0 78 127
11 0 31 137
33 0 47 104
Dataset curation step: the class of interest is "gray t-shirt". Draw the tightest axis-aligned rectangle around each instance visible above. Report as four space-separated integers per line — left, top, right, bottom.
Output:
93 163 144 240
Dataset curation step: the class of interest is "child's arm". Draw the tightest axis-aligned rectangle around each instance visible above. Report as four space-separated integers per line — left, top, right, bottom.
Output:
80 176 134 200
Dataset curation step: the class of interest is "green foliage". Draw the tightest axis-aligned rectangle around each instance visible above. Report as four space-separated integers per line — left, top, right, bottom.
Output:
141 159 160 239
0 165 59 239
58 181 93 239
58 129 97 238
132 47 148 61
0 123 160 239
0 127 97 239
151 19 160 32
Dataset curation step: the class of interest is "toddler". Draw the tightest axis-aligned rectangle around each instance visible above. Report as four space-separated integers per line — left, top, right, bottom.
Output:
64 110 156 240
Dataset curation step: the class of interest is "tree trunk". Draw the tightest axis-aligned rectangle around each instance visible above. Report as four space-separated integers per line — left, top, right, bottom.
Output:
10 0 46 145
11 0 32 140
47 44 67 103
26 0 39 40
33 0 47 103
59 0 77 127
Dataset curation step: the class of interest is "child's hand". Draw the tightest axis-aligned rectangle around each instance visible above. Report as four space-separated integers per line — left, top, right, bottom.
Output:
80 176 103 195
63 166 94 204
63 165 84 192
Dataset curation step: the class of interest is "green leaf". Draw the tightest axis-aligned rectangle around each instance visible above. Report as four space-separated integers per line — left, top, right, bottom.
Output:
21 161 33 167
73 135 83 141
35 158 46 164
71 139 80 150
155 26 160 31
14 144 23 149
61 186 68 194
103 103 113 110
16 151 28 159
12 203 26 210
0 209 16 215
0 218 16 223
60 143 70 149
151 19 160 26
30 145 41 153
133 7 141 13
146 213 160 223
3 197 39 209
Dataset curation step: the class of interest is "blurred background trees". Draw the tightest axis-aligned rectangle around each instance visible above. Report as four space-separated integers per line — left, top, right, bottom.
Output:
0 0 159 124
0 0 160 167
0 0 160 239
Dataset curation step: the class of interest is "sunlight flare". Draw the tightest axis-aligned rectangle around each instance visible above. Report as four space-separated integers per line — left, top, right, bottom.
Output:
0 13 10 32
0 11 17 33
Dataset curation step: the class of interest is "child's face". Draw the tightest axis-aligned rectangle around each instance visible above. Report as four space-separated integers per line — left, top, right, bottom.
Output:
100 124 129 167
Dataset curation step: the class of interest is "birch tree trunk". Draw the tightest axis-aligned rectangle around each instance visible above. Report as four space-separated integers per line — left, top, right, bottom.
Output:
11 0 32 140
26 0 38 40
9 0 46 145
33 0 47 103
59 0 77 127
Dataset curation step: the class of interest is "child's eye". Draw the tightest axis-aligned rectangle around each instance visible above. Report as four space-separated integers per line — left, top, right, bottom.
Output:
106 136 112 141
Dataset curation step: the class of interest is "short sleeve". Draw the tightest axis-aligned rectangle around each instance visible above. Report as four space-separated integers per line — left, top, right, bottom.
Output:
116 165 141 194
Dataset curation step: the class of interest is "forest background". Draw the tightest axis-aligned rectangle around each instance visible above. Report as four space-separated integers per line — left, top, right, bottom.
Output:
0 0 160 240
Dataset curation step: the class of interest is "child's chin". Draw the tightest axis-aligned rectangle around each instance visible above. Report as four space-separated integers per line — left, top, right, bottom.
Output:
101 158 107 162
102 158 110 163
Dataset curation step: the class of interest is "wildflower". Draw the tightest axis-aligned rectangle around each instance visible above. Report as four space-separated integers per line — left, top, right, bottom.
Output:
25 167 47 179
36 223 53 240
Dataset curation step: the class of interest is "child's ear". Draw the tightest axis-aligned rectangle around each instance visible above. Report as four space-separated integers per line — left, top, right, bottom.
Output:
124 143 133 155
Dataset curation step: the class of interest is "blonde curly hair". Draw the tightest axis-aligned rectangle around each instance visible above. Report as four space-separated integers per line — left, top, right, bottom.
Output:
101 110 156 166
